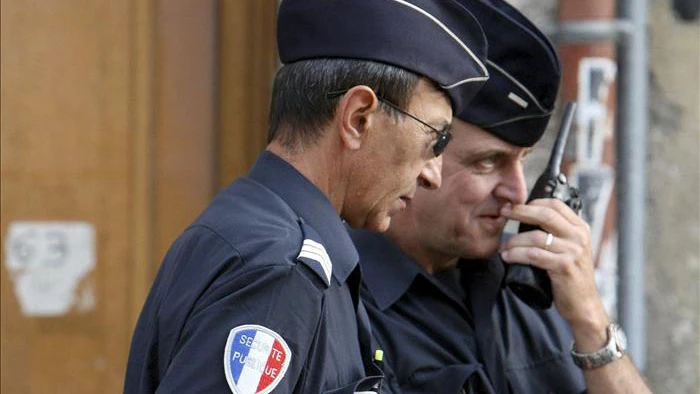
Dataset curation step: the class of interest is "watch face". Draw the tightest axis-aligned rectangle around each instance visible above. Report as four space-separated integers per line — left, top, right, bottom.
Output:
614 325 628 351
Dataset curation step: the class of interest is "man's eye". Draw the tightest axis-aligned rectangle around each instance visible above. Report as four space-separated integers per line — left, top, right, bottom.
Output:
474 158 497 172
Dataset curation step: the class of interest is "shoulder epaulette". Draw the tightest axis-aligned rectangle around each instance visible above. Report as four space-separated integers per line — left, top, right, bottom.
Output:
296 221 333 287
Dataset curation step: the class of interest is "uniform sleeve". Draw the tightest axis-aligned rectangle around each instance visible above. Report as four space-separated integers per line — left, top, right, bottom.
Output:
156 261 324 394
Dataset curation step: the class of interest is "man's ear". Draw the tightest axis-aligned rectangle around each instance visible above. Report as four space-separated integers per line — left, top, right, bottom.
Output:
336 85 379 150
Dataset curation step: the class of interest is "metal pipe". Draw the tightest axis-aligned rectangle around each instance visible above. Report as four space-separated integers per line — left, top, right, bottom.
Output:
616 0 649 372
543 19 634 43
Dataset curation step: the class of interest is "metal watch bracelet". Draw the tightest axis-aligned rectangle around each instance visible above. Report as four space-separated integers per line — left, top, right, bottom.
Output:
571 323 628 369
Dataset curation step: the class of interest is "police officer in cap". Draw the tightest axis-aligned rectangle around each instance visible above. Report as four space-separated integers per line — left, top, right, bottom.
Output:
351 0 652 392
124 0 489 393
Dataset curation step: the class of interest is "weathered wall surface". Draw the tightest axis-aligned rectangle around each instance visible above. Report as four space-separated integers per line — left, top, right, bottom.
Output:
645 1 699 392
510 0 700 392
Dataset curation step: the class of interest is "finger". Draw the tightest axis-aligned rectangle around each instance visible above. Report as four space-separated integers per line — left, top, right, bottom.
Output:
501 245 582 278
528 198 583 226
500 246 559 272
501 203 572 236
505 230 563 254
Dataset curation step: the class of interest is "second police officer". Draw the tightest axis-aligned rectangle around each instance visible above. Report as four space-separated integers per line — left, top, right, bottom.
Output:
351 0 652 393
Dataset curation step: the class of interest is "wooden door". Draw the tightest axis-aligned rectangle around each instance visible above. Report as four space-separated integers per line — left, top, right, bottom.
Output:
0 0 276 392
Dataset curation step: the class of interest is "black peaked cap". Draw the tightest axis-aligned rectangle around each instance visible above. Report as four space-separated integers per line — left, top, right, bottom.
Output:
457 0 562 147
277 0 490 114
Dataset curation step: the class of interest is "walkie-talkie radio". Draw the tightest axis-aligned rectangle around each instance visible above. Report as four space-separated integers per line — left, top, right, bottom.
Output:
503 102 583 309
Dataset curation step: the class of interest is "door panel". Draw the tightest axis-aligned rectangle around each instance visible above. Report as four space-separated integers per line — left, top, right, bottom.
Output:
1 1 277 392
1 2 135 392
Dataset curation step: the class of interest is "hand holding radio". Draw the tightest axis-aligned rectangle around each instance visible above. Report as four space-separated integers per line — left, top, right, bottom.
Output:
501 102 584 310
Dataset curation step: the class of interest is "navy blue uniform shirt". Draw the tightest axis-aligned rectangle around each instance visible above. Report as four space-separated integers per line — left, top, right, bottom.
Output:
350 230 586 394
125 152 382 394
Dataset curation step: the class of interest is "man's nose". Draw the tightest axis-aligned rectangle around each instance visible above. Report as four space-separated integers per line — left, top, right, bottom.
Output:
494 162 528 204
417 156 442 190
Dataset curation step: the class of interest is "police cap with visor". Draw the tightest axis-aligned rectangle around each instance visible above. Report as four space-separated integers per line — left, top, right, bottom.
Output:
457 0 562 147
277 0 490 114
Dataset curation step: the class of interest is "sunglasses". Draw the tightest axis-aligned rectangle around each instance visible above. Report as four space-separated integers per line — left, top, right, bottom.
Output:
327 90 452 157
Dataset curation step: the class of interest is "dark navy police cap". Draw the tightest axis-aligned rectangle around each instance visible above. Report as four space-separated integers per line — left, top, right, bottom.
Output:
456 0 562 147
277 0 490 114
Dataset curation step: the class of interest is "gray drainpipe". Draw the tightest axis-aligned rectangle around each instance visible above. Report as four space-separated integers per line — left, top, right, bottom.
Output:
616 0 649 372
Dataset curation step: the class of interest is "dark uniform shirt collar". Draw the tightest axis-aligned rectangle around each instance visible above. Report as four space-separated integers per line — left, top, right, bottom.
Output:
248 150 359 284
350 230 425 311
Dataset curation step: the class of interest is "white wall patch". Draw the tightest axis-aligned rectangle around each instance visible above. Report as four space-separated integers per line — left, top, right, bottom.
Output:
4 221 96 316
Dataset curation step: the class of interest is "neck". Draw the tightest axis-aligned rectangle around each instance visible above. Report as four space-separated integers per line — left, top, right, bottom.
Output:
266 131 348 214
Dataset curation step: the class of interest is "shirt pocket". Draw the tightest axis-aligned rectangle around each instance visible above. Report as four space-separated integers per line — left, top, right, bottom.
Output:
403 364 495 394
506 352 586 394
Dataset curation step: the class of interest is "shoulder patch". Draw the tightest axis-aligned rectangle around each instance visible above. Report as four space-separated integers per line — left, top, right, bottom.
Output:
296 222 333 286
224 324 291 394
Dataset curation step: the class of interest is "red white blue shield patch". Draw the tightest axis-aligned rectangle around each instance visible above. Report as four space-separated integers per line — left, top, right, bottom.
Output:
224 324 292 394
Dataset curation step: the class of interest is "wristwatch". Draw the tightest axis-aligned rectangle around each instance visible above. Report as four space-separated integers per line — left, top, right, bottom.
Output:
571 323 628 369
